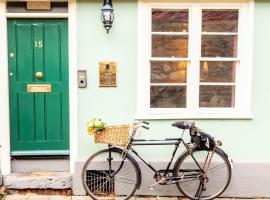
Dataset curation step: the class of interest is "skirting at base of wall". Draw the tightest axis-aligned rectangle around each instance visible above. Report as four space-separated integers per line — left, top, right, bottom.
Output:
73 160 270 197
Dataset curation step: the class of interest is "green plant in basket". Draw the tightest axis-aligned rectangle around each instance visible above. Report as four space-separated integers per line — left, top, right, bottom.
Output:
87 118 106 135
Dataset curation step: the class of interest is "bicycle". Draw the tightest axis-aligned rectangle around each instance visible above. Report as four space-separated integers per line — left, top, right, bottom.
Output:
82 121 232 200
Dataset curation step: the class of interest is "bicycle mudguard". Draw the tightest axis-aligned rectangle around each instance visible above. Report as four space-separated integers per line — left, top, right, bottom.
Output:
216 147 229 158
111 147 142 189
216 147 234 169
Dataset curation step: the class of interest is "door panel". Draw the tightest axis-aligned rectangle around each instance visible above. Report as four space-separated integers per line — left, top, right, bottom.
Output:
8 19 69 155
46 93 62 141
17 24 33 82
44 24 62 82
18 93 35 141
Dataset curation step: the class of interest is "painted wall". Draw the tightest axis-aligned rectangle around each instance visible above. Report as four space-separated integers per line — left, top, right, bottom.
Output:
77 0 138 157
76 0 270 163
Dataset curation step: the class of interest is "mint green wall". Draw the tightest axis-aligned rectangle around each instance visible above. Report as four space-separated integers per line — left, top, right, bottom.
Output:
77 0 138 156
77 0 270 161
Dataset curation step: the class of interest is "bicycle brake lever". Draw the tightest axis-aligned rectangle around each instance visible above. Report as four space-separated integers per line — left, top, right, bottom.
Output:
142 125 149 130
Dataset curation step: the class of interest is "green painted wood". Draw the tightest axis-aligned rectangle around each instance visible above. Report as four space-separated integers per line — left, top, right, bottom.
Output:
8 19 69 155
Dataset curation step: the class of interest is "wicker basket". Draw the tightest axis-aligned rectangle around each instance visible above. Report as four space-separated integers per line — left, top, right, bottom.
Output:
94 125 130 146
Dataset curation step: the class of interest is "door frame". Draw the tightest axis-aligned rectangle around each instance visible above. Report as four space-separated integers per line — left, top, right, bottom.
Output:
0 0 78 175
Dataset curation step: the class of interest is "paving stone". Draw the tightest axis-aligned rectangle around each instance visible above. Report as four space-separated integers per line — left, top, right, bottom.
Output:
135 197 156 200
50 195 72 200
27 195 50 200
157 197 178 200
71 196 91 200
5 195 27 200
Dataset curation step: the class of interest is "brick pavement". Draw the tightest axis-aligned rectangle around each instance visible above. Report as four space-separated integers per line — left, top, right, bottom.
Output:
2 196 268 200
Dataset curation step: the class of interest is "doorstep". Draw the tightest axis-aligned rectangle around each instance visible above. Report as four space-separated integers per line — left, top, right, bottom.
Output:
3 172 72 190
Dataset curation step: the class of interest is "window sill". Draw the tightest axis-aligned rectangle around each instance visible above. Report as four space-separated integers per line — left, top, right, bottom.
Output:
135 113 253 120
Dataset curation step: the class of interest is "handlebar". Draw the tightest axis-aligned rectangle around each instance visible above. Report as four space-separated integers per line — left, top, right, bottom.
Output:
142 121 150 125
133 120 150 130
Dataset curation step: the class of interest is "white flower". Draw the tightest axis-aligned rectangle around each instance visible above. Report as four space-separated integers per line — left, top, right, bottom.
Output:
94 120 102 127
87 121 94 127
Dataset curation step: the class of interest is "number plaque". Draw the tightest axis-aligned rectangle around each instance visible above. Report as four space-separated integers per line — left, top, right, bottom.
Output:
99 61 117 87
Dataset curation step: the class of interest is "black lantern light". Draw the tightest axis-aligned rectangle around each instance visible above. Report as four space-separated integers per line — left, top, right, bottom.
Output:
101 0 114 33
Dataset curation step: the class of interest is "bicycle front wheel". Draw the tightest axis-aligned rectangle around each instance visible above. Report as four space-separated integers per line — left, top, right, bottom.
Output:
81 148 139 200
174 148 231 200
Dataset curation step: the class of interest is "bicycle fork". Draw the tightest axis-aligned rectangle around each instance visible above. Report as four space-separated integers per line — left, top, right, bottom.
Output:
196 146 217 200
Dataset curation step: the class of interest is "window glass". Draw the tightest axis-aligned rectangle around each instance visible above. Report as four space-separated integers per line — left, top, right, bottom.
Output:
199 85 235 107
151 86 186 108
152 9 189 32
201 35 238 58
200 61 236 82
199 9 238 108
152 35 188 58
151 61 187 83
202 10 238 32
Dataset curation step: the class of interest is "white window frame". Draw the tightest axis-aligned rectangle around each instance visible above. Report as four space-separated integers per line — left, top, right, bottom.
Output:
136 0 254 119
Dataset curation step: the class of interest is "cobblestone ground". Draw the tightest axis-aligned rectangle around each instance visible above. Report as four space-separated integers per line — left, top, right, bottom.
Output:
2 196 268 200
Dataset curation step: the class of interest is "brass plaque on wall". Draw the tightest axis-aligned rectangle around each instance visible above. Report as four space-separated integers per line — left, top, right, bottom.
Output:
27 1 51 10
99 61 117 87
27 84 52 93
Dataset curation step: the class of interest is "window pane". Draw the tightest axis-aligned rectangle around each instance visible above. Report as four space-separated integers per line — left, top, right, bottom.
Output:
152 9 189 32
199 85 235 107
151 61 187 83
150 86 186 108
202 10 239 32
152 35 188 58
201 35 237 57
200 61 236 82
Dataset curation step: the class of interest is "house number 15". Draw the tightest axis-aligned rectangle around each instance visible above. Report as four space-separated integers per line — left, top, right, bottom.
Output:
34 40 43 48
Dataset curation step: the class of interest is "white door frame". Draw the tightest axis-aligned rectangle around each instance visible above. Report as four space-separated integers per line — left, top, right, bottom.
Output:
0 0 78 175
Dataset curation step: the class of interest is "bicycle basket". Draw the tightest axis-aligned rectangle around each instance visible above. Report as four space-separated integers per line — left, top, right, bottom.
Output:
191 132 215 150
94 125 130 147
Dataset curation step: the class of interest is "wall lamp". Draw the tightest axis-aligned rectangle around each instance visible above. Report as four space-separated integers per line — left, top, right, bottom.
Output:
101 0 114 33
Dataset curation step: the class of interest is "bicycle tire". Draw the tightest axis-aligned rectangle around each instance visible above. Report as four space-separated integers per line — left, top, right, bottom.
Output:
174 148 232 200
81 147 140 200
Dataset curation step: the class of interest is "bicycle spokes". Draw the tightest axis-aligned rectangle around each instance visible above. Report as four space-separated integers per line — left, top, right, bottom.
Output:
175 149 231 200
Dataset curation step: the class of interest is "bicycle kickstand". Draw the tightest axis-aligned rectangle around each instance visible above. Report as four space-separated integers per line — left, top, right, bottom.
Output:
195 181 204 200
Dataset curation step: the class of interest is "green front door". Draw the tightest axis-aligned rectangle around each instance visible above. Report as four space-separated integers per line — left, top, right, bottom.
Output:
8 19 69 156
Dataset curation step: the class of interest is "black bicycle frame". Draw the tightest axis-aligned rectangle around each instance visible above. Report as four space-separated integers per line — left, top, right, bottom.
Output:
128 137 204 176
106 136 204 180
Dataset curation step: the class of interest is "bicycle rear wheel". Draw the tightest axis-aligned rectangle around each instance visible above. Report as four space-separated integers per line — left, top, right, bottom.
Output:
81 148 139 200
174 148 231 200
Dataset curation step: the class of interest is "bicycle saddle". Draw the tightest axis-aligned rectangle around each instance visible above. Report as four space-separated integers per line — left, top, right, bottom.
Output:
172 121 195 129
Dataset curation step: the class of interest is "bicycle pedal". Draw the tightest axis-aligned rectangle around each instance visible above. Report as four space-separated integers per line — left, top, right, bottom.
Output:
149 187 155 191
148 182 159 191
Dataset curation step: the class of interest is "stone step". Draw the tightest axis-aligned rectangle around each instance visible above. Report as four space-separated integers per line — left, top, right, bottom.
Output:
11 158 70 173
4 172 72 190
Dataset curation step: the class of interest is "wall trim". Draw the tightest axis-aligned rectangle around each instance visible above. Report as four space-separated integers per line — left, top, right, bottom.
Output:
0 0 11 175
68 0 78 175
0 0 78 175
73 160 270 197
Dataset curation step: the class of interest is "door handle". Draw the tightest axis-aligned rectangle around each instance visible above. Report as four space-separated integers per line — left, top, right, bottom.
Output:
36 72 43 79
